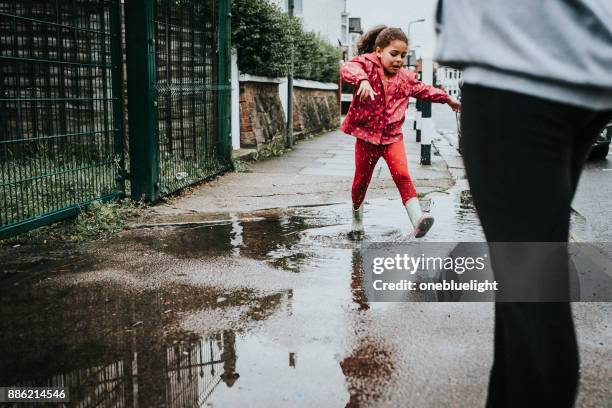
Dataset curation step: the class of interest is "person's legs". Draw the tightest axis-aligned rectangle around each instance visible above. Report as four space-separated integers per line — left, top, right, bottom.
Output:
382 140 417 204
461 84 590 407
486 302 578 407
352 138 382 210
382 140 433 237
462 85 578 243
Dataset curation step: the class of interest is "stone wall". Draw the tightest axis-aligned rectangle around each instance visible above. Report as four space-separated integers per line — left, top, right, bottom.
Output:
239 81 340 150
239 82 286 148
293 87 340 138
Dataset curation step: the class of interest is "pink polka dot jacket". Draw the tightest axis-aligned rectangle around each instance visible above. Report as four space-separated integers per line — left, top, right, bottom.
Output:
340 52 450 145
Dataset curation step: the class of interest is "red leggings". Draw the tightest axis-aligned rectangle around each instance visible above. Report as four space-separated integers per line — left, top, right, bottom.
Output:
352 138 417 209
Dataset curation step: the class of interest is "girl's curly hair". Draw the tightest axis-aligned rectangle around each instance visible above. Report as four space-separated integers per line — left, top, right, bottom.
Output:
356 25 408 55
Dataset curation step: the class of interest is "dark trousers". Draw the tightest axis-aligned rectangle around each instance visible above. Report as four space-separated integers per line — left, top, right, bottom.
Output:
460 84 611 407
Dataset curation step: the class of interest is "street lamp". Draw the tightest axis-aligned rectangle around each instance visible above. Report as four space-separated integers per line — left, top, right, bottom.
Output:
407 18 425 45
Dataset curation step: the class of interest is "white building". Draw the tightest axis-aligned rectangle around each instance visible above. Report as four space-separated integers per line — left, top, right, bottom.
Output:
435 65 463 99
272 0 348 47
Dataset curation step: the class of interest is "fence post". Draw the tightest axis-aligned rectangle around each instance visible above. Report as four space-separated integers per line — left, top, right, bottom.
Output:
110 1 126 194
217 0 232 163
125 0 159 201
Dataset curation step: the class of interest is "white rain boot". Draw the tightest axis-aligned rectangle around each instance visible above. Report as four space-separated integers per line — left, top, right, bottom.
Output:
351 205 364 237
405 197 434 238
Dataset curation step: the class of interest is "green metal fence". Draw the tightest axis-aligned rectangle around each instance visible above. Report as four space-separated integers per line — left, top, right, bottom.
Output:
154 0 231 196
0 0 125 238
1 0 232 238
126 0 231 201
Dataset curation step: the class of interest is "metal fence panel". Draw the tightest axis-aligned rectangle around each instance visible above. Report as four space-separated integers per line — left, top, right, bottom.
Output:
153 0 231 196
0 0 124 238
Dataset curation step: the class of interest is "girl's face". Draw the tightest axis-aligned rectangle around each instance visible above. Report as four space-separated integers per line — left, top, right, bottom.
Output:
376 40 408 76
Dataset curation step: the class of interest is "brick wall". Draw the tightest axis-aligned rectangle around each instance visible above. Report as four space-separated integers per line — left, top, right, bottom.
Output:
293 87 340 137
239 82 340 149
239 82 286 148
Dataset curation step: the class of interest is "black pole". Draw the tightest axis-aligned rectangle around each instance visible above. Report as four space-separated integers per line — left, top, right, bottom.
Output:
420 101 431 165
415 99 422 142
286 0 294 148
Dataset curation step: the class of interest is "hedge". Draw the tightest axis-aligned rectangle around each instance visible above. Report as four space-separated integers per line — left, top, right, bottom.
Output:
231 0 342 83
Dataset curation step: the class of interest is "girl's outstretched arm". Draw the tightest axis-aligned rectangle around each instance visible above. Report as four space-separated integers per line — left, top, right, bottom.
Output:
340 55 370 85
406 72 448 101
407 72 461 111
341 56 378 101
447 98 461 112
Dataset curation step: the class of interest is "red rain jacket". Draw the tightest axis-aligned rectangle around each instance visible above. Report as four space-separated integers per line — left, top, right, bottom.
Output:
340 52 450 145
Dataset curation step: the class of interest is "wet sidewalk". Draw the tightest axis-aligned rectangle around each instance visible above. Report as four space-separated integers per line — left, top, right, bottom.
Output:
148 108 454 220
1 109 611 407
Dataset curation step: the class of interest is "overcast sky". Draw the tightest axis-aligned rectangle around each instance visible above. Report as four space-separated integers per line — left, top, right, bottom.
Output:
346 0 438 58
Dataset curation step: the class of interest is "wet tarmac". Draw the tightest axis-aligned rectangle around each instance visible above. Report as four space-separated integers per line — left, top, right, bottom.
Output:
573 156 612 242
1 187 611 407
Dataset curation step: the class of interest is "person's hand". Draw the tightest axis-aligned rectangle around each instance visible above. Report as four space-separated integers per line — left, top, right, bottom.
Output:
357 80 377 102
447 97 461 112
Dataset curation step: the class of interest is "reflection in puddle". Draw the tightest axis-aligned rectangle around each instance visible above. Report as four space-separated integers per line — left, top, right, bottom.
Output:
0 278 288 407
6 332 233 407
351 248 370 312
341 338 397 407
1 192 485 406
123 211 338 273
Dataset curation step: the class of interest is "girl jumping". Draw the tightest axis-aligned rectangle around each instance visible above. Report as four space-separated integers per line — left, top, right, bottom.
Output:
341 25 461 238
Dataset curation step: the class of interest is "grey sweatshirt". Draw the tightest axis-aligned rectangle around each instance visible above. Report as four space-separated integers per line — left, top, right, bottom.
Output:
434 0 612 111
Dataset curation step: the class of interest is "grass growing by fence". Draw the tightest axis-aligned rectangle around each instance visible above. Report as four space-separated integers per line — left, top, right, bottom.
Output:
158 150 231 196
230 138 288 173
0 156 122 228
0 198 144 245
1 150 232 241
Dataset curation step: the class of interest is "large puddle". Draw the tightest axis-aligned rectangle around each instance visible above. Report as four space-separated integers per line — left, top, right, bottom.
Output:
1 190 488 407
